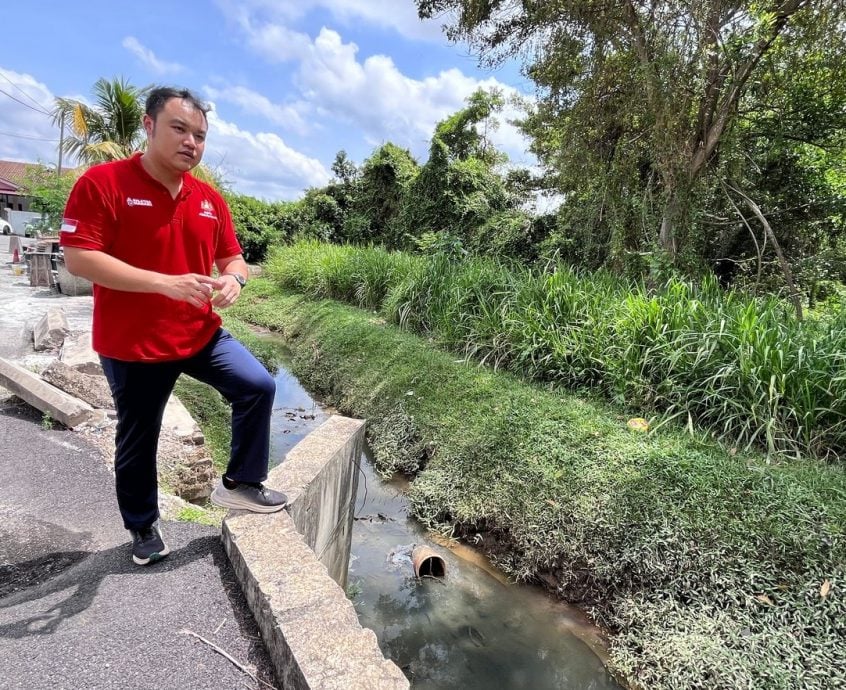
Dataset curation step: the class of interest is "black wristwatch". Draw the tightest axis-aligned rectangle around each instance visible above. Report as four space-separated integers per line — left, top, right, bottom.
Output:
225 272 247 287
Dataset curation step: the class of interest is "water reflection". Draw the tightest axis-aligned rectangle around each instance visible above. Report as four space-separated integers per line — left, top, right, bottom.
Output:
268 365 328 466
264 355 621 689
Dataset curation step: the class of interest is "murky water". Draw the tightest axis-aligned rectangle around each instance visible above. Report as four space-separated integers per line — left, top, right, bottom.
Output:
268 364 329 466
265 355 622 689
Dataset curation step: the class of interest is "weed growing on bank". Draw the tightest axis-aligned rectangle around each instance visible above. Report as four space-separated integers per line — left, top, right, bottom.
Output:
265 241 846 462
227 279 845 690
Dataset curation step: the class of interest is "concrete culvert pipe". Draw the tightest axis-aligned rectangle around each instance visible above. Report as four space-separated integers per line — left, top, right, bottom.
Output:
412 546 446 578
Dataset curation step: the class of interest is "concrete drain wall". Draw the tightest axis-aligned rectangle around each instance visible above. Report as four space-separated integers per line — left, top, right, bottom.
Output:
221 416 409 690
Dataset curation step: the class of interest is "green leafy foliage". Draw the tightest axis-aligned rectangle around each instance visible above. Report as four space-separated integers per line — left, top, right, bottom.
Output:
417 1 846 274
343 143 419 249
53 77 150 165
224 192 296 263
20 165 79 229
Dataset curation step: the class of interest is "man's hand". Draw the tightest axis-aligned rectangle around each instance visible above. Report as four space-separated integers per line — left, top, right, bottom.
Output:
210 273 242 308
159 273 218 308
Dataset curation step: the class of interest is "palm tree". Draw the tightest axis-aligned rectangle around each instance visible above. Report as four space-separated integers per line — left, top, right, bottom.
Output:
53 77 221 187
53 77 149 165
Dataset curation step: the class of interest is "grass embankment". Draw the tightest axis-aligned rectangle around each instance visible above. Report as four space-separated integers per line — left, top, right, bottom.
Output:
228 276 844 690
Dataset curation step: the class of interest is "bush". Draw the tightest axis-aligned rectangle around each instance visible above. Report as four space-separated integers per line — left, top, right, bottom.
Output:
225 192 294 263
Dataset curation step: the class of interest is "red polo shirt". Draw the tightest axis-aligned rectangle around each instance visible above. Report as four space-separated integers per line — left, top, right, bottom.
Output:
60 153 242 362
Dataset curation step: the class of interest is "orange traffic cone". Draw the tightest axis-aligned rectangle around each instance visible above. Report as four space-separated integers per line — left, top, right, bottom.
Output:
12 246 20 263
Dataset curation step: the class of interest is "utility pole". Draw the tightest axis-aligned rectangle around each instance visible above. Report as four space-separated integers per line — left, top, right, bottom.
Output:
57 111 65 177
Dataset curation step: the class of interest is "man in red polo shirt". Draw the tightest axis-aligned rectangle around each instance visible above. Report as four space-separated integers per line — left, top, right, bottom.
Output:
61 86 286 566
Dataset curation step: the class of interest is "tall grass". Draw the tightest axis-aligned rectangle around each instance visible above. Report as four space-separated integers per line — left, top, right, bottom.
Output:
264 241 846 460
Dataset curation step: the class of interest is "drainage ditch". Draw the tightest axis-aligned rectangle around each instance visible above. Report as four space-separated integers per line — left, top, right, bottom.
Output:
265 351 622 689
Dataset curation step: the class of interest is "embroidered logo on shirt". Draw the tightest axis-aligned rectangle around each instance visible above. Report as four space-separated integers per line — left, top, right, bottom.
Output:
126 197 153 207
60 218 78 234
199 199 218 219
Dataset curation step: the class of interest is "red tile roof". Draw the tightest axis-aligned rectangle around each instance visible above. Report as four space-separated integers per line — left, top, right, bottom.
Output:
0 160 80 193
0 160 33 191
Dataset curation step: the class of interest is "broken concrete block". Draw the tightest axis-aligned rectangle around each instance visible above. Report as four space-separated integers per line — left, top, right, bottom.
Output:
56 260 93 296
0 357 97 428
60 332 102 376
41 360 114 410
174 452 215 501
33 308 70 352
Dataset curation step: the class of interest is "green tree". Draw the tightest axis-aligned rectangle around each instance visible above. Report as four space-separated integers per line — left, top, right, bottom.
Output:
417 0 842 265
344 143 419 248
330 150 359 185
20 165 80 228
691 15 846 307
399 88 529 254
224 192 295 263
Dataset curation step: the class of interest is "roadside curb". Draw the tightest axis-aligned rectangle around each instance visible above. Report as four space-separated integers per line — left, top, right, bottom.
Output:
221 416 409 689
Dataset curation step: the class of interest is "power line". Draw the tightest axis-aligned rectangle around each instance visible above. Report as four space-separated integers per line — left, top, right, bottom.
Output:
0 88 51 116
0 71 51 114
0 130 59 142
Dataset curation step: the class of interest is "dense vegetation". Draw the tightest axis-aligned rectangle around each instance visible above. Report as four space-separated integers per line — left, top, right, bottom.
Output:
265 241 846 462
211 2 846 310
417 1 846 285
227 278 845 690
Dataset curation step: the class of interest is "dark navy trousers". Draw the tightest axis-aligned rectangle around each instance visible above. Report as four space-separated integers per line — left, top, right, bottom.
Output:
100 328 276 531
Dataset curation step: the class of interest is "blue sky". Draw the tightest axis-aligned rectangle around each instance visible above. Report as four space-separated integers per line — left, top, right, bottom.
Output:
0 0 534 201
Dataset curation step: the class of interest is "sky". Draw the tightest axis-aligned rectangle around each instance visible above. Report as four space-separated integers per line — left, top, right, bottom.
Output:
0 0 536 201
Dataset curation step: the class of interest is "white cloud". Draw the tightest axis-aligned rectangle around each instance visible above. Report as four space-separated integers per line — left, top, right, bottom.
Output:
204 85 311 135
216 0 447 43
217 3 535 166
122 36 185 75
0 68 62 165
204 108 331 200
306 0 447 42
295 28 531 163
215 4 313 63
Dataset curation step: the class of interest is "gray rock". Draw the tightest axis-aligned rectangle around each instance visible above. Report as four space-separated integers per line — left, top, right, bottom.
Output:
60 331 103 375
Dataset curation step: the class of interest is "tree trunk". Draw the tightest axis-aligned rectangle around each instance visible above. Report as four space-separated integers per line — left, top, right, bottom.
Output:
659 194 678 258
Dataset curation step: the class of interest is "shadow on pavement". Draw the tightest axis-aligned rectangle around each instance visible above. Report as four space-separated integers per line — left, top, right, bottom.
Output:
0 535 220 639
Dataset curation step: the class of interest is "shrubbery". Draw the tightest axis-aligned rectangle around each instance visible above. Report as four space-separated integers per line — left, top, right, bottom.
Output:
266 240 846 461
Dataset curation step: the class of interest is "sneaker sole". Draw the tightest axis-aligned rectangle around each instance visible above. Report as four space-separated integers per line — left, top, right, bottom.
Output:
132 544 170 566
210 489 287 514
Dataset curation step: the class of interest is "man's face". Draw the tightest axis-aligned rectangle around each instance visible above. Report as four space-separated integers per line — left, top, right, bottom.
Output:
143 97 207 173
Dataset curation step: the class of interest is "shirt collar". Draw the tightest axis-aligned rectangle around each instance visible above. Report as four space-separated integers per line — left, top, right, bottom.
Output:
131 152 193 200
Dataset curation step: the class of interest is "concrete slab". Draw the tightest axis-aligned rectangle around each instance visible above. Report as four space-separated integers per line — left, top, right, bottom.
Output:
272 416 363 585
222 416 409 689
0 357 98 428
41 359 114 410
60 331 102 375
163 394 206 445
224 510 409 690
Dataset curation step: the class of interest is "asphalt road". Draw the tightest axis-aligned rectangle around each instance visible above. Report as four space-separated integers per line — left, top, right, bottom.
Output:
0 237 279 689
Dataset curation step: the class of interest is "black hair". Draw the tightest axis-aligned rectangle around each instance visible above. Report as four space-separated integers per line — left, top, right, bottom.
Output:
145 87 210 121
